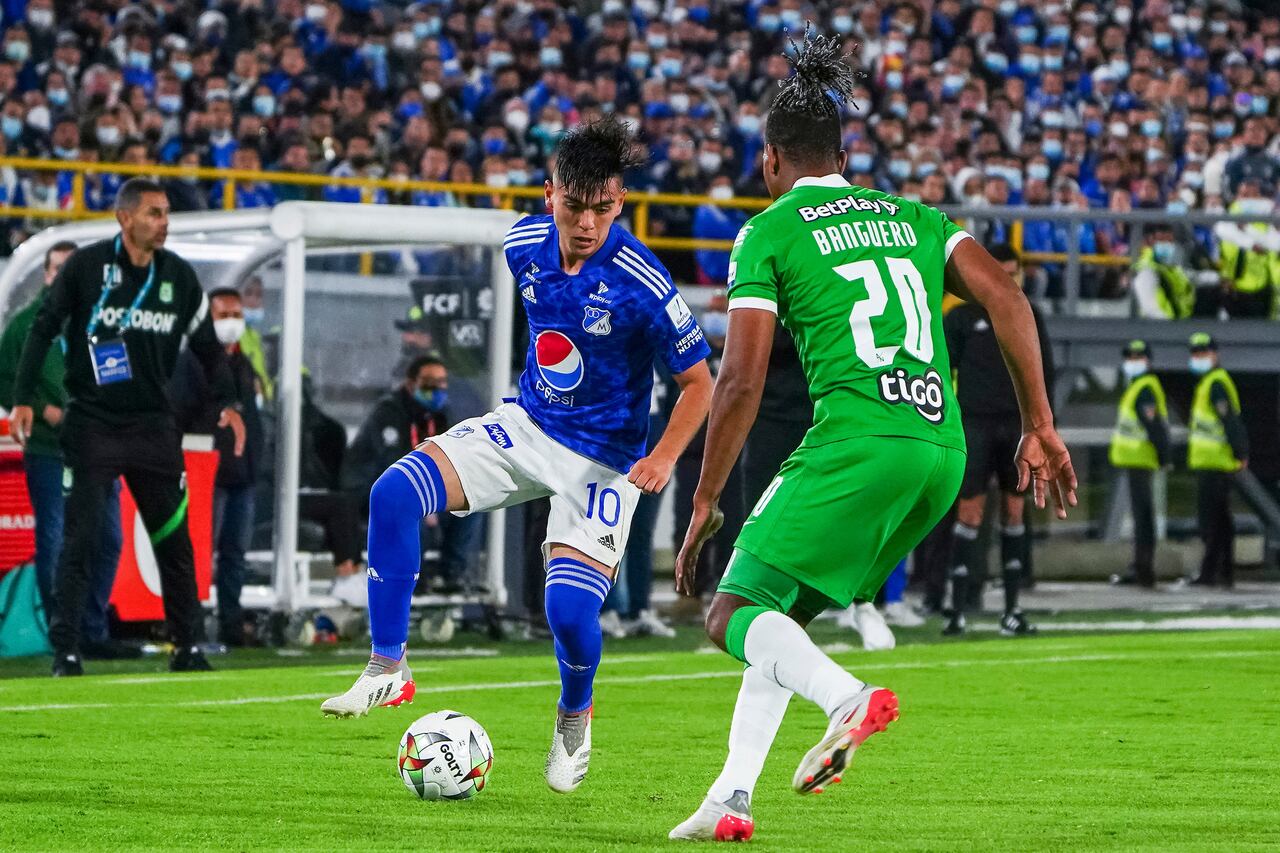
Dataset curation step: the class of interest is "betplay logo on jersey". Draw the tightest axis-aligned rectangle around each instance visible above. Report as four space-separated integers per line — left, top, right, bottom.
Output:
877 367 946 424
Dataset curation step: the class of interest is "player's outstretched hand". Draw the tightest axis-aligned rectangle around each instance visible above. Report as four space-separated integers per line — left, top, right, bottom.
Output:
1015 425 1078 519
628 453 675 495
675 498 723 596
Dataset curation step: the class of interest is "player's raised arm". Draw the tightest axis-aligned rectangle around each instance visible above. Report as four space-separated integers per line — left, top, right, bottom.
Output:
943 237 1077 517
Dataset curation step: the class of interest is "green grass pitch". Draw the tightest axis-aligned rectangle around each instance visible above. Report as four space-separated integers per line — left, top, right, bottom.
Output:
1 628 1277 851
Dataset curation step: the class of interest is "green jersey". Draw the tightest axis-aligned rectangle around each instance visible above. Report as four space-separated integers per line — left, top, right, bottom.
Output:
728 174 968 452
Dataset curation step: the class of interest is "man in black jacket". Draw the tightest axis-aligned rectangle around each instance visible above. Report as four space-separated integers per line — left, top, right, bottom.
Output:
941 244 1054 637
344 356 479 594
11 177 245 676
169 287 264 646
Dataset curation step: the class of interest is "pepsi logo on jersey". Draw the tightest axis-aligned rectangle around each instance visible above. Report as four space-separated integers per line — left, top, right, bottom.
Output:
534 330 584 405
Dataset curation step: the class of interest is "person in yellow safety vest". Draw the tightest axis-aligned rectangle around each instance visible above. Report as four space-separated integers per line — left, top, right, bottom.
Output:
1213 178 1280 319
1108 340 1170 589
1132 224 1196 319
1185 332 1248 588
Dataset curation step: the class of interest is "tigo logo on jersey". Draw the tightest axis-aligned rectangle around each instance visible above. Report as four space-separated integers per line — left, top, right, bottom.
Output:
877 367 946 424
483 423 514 449
535 330 584 392
583 306 612 336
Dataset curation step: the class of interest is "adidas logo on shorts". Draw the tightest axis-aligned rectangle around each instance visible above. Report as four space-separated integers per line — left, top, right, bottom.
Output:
597 534 616 552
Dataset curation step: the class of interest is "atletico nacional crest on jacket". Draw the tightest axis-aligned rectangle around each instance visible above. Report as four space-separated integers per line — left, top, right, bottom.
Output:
582 306 612 336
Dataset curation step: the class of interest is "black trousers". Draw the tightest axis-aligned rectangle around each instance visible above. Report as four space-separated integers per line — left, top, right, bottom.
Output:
1127 469 1156 586
298 491 363 566
674 450 745 596
51 416 203 655
1196 471 1235 585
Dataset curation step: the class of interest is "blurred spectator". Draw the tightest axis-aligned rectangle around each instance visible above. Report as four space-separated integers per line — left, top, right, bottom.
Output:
238 275 274 403
692 173 747 285
1214 178 1280 318
1132 224 1196 320
343 356 480 594
169 288 264 647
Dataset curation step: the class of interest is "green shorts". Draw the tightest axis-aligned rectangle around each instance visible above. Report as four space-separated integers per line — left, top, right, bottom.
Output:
722 435 965 612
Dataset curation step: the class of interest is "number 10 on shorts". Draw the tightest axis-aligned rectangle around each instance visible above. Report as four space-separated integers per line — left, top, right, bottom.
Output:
586 483 622 527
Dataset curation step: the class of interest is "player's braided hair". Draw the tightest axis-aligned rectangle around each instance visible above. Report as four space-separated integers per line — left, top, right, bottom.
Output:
766 26 862 165
553 117 648 200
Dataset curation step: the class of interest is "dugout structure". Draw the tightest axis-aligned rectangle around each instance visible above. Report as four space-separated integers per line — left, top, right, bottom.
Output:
0 203 521 616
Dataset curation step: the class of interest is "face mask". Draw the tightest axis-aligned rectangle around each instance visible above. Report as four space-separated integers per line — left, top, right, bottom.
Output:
543 121 564 135
1213 121 1234 139
998 0 1017 15
669 92 690 113
305 4 327 22
885 70 903 90
1114 6 1132 25
128 50 151 70
1239 198 1275 216
253 95 275 117
1 116 22 139
737 114 761 136
1186 16 1203 33
885 39 906 55
393 32 417 53
1122 359 1148 380
698 151 722 172
1028 162 1051 181
889 100 909 118
709 184 733 201
243 306 265 329
1152 241 1177 264
507 169 528 185
1110 60 1130 78
648 33 669 50
1266 47 1280 65
1189 355 1213 374
96 126 120 146
1048 24 1070 43
414 388 448 412
1165 200 1188 215
849 151 873 172
488 51 513 70
1252 96 1269 115
628 52 650 71
943 74 966 95
172 61 193 81
1075 34 1095 51
1141 119 1162 137
214 317 246 345
206 88 230 102
660 57 682 78
757 14 780 33
27 8 53 30
504 110 530 134
540 46 563 68
700 311 728 337
1145 147 1165 164
833 15 854 33
888 159 912 179
1152 32 1173 52
1209 21 1228 35
486 172 510 188
54 145 77 159
47 87 69 107
420 81 442 101
1042 138 1063 158
1020 54 1041 74
1016 26 1037 45
780 9 803 28
1110 121 1130 138
412 21 433 39
1044 54 1064 71
5 41 30 63
985 53 1009 73
157 94 182 114
1042 111 1065 129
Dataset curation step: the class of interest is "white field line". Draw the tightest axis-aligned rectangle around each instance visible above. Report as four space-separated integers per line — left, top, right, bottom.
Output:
0 648 1272 714
965 615 1280 633
103 666 440 686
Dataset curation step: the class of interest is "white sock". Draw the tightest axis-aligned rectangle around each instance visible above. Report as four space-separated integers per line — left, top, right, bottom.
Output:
707 666 793 802
742 610 866 718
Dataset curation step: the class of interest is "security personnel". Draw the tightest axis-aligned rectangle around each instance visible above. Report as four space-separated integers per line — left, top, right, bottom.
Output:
1132 224 1195 320
10 177 246 676
942 244 1054 636
1107 340 1170 588
1215 178 1280 319
1186 332 1248 587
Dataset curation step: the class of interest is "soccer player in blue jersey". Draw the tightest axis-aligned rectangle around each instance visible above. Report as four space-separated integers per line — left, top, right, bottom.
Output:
322 119 714 793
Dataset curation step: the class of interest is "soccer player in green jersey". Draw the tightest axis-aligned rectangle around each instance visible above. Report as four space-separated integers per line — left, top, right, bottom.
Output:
669 33 1077 842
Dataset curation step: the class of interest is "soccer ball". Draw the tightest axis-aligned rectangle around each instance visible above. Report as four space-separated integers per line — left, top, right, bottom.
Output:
397 710 494 801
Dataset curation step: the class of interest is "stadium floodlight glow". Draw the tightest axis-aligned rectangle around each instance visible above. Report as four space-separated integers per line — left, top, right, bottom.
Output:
0 202 520 615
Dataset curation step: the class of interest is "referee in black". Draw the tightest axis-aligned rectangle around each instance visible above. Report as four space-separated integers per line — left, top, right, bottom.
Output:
941 244 1054 637
11 177 245 676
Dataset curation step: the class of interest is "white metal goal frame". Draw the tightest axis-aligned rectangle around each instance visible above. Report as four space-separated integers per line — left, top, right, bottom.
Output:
0 202 521 615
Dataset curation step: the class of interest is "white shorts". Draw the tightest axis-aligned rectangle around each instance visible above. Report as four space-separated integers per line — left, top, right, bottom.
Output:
427 402 641 568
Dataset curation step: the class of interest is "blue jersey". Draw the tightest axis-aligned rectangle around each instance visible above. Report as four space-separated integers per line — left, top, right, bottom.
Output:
504 214 711 473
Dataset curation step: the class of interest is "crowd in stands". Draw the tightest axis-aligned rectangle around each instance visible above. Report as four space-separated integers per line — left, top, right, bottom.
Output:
0 0 1278 308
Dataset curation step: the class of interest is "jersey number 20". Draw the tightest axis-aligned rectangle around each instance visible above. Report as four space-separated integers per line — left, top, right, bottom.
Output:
835 257 933 367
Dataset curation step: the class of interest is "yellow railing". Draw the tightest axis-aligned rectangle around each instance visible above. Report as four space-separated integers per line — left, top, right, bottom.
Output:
0 155 1130 265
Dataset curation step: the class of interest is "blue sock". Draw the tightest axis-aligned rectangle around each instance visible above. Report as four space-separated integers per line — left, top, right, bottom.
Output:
367 450 445 659
544 557 611 713
883 558 908 604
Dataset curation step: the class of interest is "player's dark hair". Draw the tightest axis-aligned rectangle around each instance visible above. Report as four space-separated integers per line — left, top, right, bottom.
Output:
208 286 243 302
552 117 646 201
44 240 77 270
406 355 444 381
988 243 1020 266
115 176 166 211
765 28 860 167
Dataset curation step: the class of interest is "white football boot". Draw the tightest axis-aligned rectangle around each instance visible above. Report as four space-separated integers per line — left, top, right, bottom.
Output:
669 790 755 842
320 654 416 718
882 600 925 627
545 706 592 793
852 602 896 651
792 685 899 794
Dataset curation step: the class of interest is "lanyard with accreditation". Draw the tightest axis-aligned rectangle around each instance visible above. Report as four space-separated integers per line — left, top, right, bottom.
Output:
85 235 156 385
